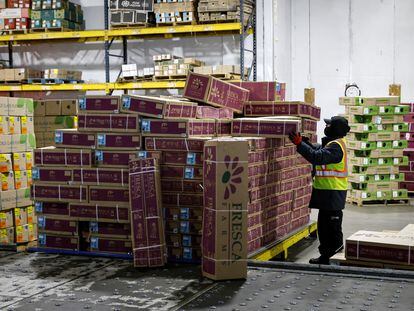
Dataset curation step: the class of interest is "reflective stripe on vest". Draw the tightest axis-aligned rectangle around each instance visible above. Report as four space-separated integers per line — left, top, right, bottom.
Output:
313 138 348 191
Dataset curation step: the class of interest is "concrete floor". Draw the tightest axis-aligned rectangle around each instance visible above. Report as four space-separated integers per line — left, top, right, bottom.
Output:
289 203 414 264
0 204 413 310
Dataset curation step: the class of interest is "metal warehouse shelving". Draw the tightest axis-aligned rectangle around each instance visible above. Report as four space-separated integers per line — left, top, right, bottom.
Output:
0 0 257 91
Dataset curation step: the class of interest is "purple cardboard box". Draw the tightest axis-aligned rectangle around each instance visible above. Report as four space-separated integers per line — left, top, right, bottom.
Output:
96 133 141 150
55 130 96 149
78 96 120 114
78 114 140 133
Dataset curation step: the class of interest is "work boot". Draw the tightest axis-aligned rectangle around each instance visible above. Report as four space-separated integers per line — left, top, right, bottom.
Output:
309 256 330 265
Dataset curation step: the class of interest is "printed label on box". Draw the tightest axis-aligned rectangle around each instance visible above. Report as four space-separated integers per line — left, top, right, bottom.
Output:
78 98 86 110
90 222 98 233
141 120 151 132
38 216 45 229
187 153 196 165
90 237 99 249
183 235 192 247
55 131 63 144
122 96 131 109
97 134 106 147
38 233 46 245
35 202 43 213
184 167 195 179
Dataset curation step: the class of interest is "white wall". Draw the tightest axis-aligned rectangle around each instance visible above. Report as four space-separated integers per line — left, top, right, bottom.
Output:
290 0 414 137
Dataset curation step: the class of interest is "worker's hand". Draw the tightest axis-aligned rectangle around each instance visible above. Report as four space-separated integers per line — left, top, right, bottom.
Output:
289 132 303 145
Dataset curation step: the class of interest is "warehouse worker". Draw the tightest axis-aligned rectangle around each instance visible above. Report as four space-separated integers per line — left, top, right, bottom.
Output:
289 116 350 265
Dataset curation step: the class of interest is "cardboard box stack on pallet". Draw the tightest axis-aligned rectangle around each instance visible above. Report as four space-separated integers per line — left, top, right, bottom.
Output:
0 96 36 250
153 54 204 80
154 0 197 25
0 1 31 31
33 98 77 148
341 96 409 206
198 0 253 24
33 96 141 255
195 65 248 81
110 0 154 28
399 103 414 195
121 79 241 262
31 0 84 30
345 224 414 268
0 68 82 84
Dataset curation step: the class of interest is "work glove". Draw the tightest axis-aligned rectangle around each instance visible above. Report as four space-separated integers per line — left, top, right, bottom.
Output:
289 132 302 146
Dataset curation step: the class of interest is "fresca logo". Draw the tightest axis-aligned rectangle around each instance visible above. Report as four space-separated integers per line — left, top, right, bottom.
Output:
222 155 244 200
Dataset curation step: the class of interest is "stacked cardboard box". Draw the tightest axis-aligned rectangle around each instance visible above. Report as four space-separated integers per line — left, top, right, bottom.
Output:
0 5 31 30
198 0 254 25
399 103 414 194
120 89 240 262
346 224 414 267
33 95 142 255
153 55 204 80
33 98 77 147
154 0 197 25
0 96 36 248
109 0 154 28
0 68 42 82
31 0 84 30
194 65 248 80
341 97 409 205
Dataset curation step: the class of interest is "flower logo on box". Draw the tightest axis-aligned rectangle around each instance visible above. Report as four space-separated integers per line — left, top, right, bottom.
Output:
222 155 244 200
191 78 203 90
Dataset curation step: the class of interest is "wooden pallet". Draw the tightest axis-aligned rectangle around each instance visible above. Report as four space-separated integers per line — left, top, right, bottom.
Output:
26 78 83 85
0 240 37 252
331 251 414 271
0 80 24 84
117 77 153 83
346 198 410 207
30 27 73 33
210 73 241 80
1 29 30 35
110 23 153 29
156 20 197 27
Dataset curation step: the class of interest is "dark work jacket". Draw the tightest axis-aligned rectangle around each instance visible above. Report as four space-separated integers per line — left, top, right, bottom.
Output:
297 137 347 211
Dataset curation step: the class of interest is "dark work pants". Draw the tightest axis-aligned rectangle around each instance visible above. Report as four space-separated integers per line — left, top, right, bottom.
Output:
317 209 343 258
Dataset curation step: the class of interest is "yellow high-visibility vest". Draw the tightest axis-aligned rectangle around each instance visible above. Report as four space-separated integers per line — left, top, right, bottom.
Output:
313 138 348 191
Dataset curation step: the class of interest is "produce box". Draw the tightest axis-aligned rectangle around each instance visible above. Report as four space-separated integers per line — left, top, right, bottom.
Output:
0 227 14 245
94 150 141 168
166 234 202 248
89 186 129 207
34 147 92 167
77 114 139 133
162 192 203 207
129 158 166 268
121 95 198 119
347 140 376 151
161 179 203 193
0 209 13 229
55 130 96 149
32 167 73 183
38 216 78 235
231 117 301 138
164 207 203 221
216 120 231 136
89 222 131 239
38 233 79 250
110 0 153 10
168 247 202 262
34 116 77 132
72 168 129 186
339 96 400 106
231 81 286 102
184 72 249 113
0 153 13 173
348 132 400 142
78 96 120 114
196 106 233 120
69 203 130 223
244 101 320 120
345 106 379 116
96 133 141 150
202 138 249 280
35 201 70 218
145 137 209 152
346 230 414 266
32 184 88 203
349 123 377 133
160 165 203 180
141 119 216 137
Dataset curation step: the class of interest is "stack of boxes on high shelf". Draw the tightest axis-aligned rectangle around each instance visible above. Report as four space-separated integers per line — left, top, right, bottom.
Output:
198 0 253 24
110 0 154 28
0 68 82 83
154 0 197 25
341 96 409 205
0 0 31 30
31 0 84 30
121 53 246 82
33 98 77 148
0 97 36 248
